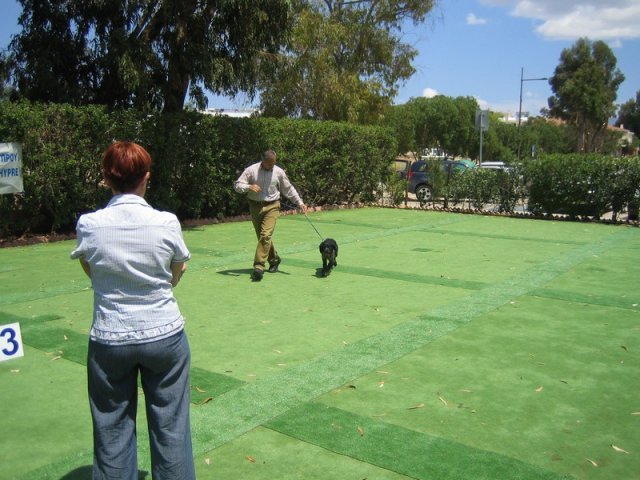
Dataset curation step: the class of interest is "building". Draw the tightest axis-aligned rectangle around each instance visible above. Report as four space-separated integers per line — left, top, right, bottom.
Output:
200 108 260 118
499 111 530 124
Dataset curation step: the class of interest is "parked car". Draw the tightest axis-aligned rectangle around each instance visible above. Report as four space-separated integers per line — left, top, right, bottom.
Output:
479 161 510 171
407 159 475 201
391 156 414 179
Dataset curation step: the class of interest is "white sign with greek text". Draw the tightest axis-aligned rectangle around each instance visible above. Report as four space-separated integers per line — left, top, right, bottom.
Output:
0 142 24 194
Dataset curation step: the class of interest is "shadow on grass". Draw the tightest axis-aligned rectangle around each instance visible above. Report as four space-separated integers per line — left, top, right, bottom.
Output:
216 268 254 277
59 466 149 479
217 268 291 277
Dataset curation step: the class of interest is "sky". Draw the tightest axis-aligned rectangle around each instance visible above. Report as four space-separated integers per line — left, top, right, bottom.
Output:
1 0 638 118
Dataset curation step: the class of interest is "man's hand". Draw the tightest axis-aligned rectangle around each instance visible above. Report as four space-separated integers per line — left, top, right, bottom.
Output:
248 184 261 193
300 203 308 214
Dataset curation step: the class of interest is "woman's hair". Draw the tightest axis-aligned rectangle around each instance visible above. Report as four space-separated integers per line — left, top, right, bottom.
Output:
102 141 151 193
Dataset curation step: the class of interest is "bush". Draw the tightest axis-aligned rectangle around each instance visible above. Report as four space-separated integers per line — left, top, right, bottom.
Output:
381 170 408 207
0 102 114 236
524 154 640 219
0 101 396 237
444 167 524 212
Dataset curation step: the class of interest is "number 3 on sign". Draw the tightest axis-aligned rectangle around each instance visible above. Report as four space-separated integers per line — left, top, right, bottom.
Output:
0 322 25 362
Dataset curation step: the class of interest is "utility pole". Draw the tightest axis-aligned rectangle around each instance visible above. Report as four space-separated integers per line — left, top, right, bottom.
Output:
476 109 489 165
517 67 548 160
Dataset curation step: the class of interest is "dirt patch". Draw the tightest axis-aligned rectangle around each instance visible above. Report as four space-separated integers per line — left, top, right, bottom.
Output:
0 232 77 248
0 204 361 248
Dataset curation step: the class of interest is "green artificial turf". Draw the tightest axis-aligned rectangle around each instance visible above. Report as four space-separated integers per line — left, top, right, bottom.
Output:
1 208 639 479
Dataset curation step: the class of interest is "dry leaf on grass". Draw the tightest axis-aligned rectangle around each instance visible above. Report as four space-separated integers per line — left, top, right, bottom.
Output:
621 345 628 352
195 386 206 393
408 403 425 410
438 395 448 406
357 426 365 437
196 396 214 405
204 458 211 465
585 458 598 467
11 369 20 373
535 386 544 393
631 412 640 416
611 445 629 454
378 381 385 388
64 335 68 341
245 456 256 463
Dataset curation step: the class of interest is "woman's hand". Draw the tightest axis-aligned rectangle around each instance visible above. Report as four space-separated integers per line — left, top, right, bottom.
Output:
171 262 187 287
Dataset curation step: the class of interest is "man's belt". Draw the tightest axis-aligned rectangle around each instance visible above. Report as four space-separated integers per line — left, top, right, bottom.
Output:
249 199 279 206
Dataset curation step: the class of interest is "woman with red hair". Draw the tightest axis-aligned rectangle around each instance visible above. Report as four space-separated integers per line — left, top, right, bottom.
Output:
71 141 194 479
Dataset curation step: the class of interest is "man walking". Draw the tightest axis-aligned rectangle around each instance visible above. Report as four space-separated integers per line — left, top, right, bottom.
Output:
234 150 307 281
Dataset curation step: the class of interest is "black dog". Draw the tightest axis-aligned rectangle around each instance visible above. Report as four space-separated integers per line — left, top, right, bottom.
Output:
319 238 338 277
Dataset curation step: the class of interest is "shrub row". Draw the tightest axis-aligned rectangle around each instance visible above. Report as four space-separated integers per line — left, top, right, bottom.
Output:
0 101 397 237
525 154 640 220
413 155 640 221
2 101 637 238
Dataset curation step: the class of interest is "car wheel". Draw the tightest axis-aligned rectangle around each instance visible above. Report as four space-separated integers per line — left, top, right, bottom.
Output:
416 184 432 203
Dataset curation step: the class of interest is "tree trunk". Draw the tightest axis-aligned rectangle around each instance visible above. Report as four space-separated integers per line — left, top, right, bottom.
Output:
162 68 189 113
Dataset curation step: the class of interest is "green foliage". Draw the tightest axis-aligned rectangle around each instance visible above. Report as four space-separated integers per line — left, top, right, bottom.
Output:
259 0 436 123
446 169 499 210
0 101 395 237
419 159 447 205
616 90 640 137
401 96 479 157
386 96 587 162
524 154 640 219
380 168 408 207
379 103 418 154
548 38 625 153
9 0 292 112
257 118 397 204
0 101 115 236
2 100 637 239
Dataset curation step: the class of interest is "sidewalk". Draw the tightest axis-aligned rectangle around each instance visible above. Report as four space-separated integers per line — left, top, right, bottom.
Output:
388 193 632 222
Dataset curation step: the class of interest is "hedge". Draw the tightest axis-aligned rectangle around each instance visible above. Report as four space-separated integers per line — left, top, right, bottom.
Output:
412 155 640 221
0 101 397 237
2 100 637 239
524 154 640 220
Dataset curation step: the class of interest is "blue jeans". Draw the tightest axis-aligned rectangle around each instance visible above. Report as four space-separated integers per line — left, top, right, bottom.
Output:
87 331 195 480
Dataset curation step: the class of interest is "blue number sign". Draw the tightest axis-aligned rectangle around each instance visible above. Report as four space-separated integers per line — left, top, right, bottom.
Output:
0 322 24 361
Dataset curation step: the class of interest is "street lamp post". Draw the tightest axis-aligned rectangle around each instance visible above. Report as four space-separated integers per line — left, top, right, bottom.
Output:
517 67 548 160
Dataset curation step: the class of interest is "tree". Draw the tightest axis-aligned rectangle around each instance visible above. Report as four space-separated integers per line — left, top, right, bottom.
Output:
548 38 624 153
402 95 478 157
616 90 640 137
258 0 436 124
380 103 419 154
8 0 292 112
0 50 14 100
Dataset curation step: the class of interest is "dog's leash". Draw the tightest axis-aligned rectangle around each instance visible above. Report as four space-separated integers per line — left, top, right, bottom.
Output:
304 212 324 241
280 198 324 240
